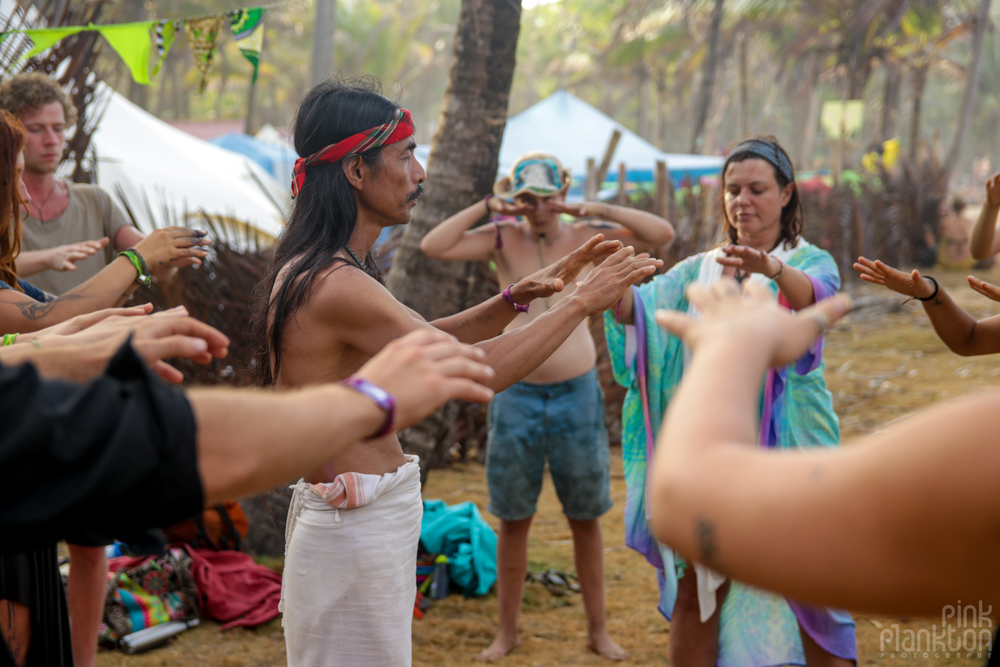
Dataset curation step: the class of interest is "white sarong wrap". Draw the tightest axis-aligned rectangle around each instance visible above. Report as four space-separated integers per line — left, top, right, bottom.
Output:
281 455 422 667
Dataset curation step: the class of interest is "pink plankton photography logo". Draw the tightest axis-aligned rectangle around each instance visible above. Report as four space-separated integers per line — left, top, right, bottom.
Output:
878 601 993 660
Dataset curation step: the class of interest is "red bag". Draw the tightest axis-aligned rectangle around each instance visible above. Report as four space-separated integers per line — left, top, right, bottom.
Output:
163 501 249 551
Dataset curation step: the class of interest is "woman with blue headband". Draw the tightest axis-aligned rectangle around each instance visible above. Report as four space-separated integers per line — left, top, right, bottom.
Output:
604 136 856 666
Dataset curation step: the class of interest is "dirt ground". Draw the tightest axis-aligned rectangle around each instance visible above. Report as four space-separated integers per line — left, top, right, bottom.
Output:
96 266 1000 666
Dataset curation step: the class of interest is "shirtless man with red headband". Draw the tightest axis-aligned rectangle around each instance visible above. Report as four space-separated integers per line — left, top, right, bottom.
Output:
252 78 661 666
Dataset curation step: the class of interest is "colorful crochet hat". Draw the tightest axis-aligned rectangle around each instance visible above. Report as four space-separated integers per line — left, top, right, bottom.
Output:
493 152 572 199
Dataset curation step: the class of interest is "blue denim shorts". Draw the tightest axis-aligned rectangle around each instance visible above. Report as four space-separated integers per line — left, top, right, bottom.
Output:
486 368 612 521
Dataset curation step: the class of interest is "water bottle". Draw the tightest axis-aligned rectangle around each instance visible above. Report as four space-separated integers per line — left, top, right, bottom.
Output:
119 618 199 653
429 554 449 600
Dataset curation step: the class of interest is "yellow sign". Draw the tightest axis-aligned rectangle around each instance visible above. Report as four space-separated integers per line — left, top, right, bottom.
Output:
821 100 864 139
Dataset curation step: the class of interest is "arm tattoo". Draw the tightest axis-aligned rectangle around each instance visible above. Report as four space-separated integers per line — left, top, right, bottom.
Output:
695 516 718 566
12 293 85 321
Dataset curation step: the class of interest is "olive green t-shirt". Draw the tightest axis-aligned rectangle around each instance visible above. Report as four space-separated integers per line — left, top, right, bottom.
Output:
20 183 133 295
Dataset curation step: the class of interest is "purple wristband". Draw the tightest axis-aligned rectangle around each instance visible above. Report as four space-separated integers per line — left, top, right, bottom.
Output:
502 284 530 313
340 376 395 439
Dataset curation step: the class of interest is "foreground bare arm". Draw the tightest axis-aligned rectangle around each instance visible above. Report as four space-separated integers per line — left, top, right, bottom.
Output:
649 280 1000 615
193 329 494 503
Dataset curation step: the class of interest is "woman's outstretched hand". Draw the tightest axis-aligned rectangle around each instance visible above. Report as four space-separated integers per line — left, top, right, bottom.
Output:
967 275 1000 303
654 279 853 368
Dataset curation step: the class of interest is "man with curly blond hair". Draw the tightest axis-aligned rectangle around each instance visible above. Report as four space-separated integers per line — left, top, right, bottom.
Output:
0 72 141 297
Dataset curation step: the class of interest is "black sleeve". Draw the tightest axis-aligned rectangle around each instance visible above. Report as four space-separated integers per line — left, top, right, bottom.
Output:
0 341 204 552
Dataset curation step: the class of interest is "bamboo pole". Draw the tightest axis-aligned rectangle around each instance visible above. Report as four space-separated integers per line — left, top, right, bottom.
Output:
617 162 627 205
585 157 598 200
595 129 622 188
655 160 670 219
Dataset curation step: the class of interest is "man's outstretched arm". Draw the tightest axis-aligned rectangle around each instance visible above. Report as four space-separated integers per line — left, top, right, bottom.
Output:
0 329 493 547
332 243 661 393
194 329 494 502
430 235 623 343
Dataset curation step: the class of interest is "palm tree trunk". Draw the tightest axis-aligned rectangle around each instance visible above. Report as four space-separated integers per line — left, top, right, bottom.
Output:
944 0 992 174
908 64 929 161
738 30 748 139
310 0 336 86
386 0 522 480
689 0 724 153
878 61 902 143
799 55 822 169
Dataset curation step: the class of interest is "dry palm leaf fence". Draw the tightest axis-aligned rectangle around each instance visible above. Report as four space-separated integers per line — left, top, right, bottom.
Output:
114 188 272 389
116 159 944 469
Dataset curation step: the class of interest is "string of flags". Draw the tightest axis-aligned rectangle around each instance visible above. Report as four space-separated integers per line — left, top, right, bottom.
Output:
0 7 267 92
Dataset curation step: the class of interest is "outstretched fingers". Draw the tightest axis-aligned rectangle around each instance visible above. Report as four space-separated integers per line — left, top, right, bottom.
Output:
568 234 619 267
968 275 1000 302
134 316 230 360
653 280 852 368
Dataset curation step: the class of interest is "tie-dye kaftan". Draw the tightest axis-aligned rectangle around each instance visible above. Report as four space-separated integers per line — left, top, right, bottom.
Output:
603 240 856 666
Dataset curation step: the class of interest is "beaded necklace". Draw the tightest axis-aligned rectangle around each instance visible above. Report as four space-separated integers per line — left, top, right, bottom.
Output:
344 244 376 278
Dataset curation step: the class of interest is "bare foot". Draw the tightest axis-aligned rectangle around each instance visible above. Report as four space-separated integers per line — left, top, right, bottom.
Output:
476 633 521 662
588 631 629 661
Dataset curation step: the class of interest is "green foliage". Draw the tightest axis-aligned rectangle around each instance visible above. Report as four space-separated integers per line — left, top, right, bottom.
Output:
86 0 1000 176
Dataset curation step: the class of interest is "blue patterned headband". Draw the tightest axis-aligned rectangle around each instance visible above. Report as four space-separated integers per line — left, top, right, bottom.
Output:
724 139 794 184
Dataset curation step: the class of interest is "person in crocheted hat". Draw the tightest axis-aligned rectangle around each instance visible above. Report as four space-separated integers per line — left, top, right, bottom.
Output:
421 149 675 661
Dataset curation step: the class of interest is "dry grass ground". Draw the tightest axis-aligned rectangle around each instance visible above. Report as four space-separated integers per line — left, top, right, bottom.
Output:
96 266 1000 666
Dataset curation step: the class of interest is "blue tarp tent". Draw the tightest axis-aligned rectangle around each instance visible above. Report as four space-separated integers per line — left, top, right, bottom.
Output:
416 91 722 189
499 90 723 186
210 133 297 186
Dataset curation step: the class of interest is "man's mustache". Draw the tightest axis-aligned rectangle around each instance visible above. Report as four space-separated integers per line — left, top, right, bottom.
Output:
407 184 424 202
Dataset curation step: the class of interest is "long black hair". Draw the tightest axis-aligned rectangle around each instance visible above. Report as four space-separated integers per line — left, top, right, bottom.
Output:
251 76 398 385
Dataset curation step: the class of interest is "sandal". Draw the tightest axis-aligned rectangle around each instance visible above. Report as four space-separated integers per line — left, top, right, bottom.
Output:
526 568 580 596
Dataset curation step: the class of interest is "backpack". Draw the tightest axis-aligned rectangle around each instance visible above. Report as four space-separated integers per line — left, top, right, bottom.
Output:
162 501 249 551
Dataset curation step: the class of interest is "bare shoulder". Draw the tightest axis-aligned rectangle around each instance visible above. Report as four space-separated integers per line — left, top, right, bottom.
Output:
303 262 428 354
309 263 403 319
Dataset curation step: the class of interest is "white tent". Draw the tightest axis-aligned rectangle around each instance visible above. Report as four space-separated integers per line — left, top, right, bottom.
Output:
87 87 289 241
498 90 722 185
